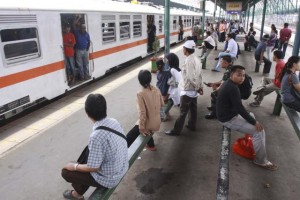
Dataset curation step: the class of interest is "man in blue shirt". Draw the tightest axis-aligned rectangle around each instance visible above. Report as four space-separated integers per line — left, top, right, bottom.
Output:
255 34 271 74
74 24 91 80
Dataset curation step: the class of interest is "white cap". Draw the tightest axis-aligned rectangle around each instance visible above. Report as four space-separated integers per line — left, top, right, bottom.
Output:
183 40 196 49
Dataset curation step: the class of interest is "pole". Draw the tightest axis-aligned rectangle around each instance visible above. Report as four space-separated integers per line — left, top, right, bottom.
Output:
292 8 300 56
164 0 170 55
201 0 206 36
252 4 255 25
260 0 267 40
246 3 250 32
213 0 217 21
218 6 221 21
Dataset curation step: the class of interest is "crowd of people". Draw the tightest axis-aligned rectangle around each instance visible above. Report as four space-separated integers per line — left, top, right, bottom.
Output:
59 19 300 200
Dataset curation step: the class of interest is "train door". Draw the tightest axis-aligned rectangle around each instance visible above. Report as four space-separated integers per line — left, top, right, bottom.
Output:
178 16 183 41
146 15 155 53
192 16 195 27
60 13 91 87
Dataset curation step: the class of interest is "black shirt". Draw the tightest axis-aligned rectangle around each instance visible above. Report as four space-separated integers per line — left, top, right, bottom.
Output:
216 79 256 125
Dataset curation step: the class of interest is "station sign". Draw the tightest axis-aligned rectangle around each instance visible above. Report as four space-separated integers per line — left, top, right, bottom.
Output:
226 2 242 12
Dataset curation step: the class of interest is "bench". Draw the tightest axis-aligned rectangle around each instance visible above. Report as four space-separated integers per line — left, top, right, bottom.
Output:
216 127 231 200
88 135 152 200
272 90 300 140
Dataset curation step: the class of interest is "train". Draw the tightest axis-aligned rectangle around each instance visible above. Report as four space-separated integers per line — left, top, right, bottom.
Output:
0 0 213 121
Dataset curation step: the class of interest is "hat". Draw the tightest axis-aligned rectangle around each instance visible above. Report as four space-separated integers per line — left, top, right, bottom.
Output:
183 40 196 49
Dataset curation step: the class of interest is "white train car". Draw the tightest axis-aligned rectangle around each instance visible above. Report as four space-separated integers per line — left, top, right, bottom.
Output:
0 0 208 121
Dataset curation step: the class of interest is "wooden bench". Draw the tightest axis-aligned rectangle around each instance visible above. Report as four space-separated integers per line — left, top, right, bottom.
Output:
272 90 300 140
216 127 231 200
88 135 152 200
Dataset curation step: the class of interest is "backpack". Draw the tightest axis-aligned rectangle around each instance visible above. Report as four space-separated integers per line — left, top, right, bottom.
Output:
238 74 253 100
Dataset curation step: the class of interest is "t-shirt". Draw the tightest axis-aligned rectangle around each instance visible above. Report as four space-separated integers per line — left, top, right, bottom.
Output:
74 30 90 50
204 36 215 47
281 73 300 103
273 60 285 88
279 27 292 42
255 41 266 56
63 32 76 57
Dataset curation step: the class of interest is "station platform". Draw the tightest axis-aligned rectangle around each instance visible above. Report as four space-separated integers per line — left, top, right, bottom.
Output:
0 38 300 200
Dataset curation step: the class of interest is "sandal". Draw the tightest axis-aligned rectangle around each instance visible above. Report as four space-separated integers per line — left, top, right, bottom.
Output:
63 190 85 200
253 161 278 171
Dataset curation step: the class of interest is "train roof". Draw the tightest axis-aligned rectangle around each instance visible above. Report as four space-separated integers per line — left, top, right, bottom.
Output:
0 0 206 16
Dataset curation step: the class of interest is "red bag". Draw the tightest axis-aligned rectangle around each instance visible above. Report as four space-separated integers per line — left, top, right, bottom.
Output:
233 134 255 160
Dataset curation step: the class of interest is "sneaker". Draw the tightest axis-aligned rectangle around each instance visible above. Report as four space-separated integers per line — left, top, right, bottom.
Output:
249 101 260 107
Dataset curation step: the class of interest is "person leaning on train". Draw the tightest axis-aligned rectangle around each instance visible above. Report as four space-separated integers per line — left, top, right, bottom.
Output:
61 94 128 200
74 24 91 81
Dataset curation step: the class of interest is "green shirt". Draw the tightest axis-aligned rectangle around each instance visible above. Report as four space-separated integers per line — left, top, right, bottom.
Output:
222 65 232 81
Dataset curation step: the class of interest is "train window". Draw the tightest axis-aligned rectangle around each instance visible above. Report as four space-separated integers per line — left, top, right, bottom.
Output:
159 16 163 33
173 19 177 30
133 21 142 37
102 22 116 43
0 27 40 65
120 22 130 40
184 19 187 28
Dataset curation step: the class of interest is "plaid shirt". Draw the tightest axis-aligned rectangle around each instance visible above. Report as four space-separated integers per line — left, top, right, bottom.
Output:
87 117 128 188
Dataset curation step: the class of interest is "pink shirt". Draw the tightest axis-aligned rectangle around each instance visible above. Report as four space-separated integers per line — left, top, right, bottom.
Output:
279 28 292 42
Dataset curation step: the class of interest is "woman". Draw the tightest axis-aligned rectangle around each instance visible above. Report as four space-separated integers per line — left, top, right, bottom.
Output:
126 70 164 151
280 56 300 111
266 26 277 60
163 53 182 121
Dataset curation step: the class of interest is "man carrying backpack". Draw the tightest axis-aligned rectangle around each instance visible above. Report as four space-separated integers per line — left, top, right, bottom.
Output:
216 65 277 171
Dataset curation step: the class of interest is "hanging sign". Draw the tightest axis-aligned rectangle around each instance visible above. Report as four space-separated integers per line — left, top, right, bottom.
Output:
226 2 242 11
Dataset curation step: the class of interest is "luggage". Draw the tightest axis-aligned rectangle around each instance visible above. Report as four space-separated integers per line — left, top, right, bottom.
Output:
233 134 255 160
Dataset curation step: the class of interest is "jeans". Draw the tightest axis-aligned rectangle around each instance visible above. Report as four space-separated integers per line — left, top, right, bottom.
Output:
126 125 155 147
221 113 268 165
214 52 233 71
65 57 75 77
76 49 89 80
255 55 272 74
61 169 106 195
164 98 174 114
172 95 197 134
254 77 278 104
278 41 288 58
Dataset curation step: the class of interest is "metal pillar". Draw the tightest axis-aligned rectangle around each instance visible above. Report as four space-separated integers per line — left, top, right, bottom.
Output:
164 0 170 55
246 3 250 31
252 4 255 25
213 0 217 21
292 8 300 56
201 0 206 36
260 0 267 40
218 6 221 21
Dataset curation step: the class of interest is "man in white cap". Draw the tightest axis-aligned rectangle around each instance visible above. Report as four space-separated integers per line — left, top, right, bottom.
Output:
165 39 203 136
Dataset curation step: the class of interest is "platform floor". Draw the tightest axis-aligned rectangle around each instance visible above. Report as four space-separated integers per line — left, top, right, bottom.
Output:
0 38 300 200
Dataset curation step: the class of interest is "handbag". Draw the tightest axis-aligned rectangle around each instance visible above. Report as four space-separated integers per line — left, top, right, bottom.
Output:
77 126 127 164
288 74 300 101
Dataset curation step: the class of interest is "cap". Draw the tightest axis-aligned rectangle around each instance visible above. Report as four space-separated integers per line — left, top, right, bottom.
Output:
183 40 196 49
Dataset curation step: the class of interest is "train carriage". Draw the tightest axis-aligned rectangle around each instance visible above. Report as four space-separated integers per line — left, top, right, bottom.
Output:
0 0 210 121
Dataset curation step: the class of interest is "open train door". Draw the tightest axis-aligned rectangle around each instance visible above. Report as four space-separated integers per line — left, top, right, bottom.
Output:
146 15 155 53
60 13 92 87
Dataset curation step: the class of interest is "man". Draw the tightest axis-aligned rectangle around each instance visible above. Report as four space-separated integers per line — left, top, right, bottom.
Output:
178 19 184 41
250 50 285 107
248 31 258 51
255 34 272 75
216 65 277 171
198 31 215 63
212 33 238 72
278 23 292 58
205 56 232 119
165 40 203 136
74 24 91 81
192 23 200 44
63 23 76 84
218 20 226 42
61 94 128 200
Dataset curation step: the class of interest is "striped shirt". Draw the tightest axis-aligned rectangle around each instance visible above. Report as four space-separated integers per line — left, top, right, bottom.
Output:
87 117 128 188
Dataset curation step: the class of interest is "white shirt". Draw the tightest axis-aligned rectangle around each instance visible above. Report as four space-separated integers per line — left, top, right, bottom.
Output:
204 36 215 47
169 68 182 105
227 38 238 58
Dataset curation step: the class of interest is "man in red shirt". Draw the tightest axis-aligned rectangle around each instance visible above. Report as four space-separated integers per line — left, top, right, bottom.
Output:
250 50 285 107
278 23 292 58
63 23 76 84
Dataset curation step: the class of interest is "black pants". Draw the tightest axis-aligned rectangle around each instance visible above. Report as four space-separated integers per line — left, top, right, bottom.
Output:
255 55 272 74
284 101 300 112
193 35 197 44
210 90 218 115
219 32 226 42
61 169 106 195
126 125 155 147
178 32 183 41
173 95 197 134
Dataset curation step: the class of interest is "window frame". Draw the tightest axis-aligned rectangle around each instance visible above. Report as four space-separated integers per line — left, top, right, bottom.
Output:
102 15 116 44
0 26 41 65
119 15 131 41
133 15 142 38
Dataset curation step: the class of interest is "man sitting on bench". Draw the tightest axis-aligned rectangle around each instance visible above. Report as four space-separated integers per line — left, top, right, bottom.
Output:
216 65 278 171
